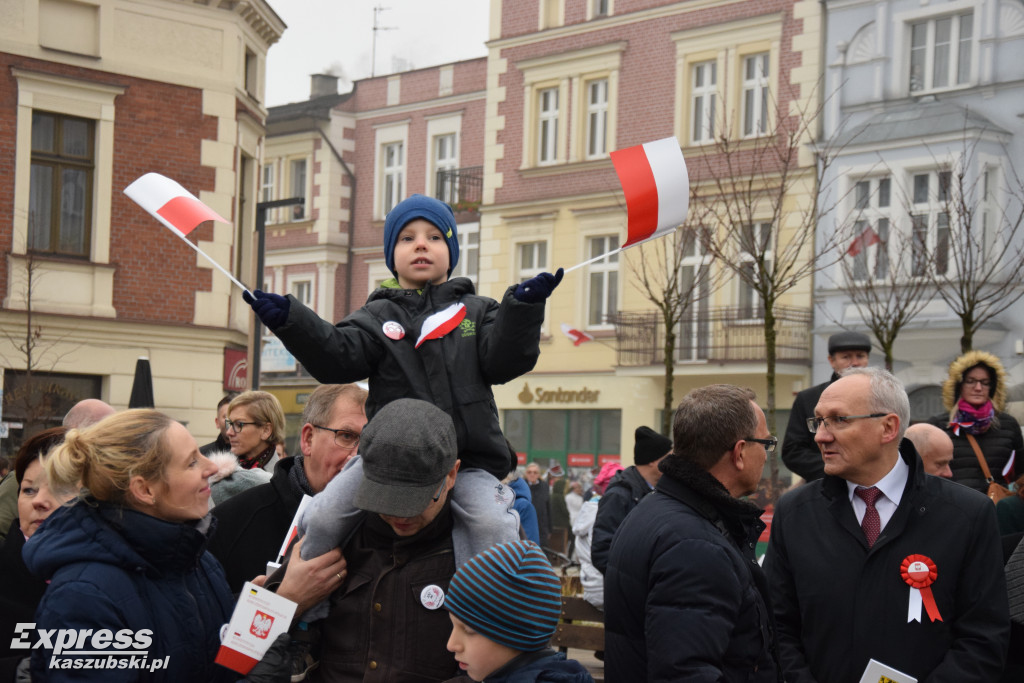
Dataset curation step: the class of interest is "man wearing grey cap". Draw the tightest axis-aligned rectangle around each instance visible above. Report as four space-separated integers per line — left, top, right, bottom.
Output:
307 398 461 682
781 331 871 482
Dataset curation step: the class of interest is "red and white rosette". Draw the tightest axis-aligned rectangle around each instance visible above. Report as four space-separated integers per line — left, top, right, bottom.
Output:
901 554 942 623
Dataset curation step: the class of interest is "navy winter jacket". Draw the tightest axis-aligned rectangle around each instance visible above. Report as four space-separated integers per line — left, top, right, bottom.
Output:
23 500 235 682
509 477 541 545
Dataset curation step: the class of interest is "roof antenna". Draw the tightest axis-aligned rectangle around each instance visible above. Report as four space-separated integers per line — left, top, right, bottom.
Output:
371 5 395 78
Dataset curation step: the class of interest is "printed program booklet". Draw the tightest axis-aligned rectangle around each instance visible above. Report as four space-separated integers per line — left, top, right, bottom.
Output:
215 582 297 674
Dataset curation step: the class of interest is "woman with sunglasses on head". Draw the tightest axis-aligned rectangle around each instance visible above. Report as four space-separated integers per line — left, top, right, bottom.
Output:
21 410 242 682
927 351 1023 493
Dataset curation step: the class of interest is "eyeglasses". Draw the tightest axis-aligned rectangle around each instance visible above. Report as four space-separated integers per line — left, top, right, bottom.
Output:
962 378 991 387
225 419 262 433
744 437 778 454
806 413 888 433
312 424 360 448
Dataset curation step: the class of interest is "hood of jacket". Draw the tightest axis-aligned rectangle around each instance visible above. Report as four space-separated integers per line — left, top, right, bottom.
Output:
508 476 532 503
942 350 1008 412
24 499 215 582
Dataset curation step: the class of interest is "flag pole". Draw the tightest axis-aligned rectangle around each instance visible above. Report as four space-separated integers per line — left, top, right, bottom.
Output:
173 230 252 296
563 247 624 275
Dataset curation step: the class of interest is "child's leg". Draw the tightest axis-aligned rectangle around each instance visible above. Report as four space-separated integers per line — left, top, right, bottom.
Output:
298 456 366 560
449 468 520 567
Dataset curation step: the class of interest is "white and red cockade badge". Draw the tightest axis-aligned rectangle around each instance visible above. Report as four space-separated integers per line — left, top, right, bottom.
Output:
901 554 942 623
382 321 405 340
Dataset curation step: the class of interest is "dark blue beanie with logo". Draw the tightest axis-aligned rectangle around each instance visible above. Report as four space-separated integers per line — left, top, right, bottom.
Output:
383 194 460 277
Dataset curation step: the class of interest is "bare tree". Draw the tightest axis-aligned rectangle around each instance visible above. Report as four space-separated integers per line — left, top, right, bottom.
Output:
693 95 846 496
922 139 1024 353
627 223 724 434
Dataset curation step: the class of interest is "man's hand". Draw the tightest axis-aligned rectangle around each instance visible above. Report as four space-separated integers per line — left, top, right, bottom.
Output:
275 538 347 615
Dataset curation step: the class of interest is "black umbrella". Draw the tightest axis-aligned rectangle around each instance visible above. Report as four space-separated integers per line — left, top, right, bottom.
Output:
128 357 155 409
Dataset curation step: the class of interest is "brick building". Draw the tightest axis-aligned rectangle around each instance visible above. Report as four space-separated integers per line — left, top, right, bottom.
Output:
0 0 284 450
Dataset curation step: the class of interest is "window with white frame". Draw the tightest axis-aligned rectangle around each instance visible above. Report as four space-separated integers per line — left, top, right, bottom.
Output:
690 61 717 145
849 177 892 282
382 142 404 215
290 159 307 221
538 87 559 165
909 12 972 94
593 0 609 18
29 111 94 257
261 163 275 222
517 241 548 282
911 170 952 277
586 79 608 159
678 228 711 360
737 222 771 319
741 53 769 138
451 222 479 283
434 133 458 204
291 279 313 308
587 235 619 327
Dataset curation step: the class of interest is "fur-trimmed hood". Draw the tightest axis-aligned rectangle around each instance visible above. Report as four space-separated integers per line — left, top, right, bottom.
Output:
942 350 1008 413
206 451 271 506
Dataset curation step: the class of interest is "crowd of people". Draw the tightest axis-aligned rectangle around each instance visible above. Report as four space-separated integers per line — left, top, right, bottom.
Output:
2 194 1024 682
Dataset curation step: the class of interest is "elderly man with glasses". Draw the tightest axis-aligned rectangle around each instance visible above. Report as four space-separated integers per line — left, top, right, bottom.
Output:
209 383 368 593
765 367 1009 683
604 384 780 682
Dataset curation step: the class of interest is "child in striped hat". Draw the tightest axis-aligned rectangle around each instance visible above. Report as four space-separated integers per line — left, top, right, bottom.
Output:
445 540 594 682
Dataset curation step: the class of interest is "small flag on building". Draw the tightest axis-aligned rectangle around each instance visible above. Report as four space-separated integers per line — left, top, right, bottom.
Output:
847 225 880 257
560 323 594 346
415 303 467 348
611 136 690 248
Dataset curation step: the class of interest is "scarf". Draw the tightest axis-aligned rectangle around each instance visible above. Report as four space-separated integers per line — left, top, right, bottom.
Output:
287 455 315 497
951 398 995 435
237 443 276 470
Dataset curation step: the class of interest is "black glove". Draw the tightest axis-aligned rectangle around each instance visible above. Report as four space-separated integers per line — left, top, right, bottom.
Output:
241 632 290 683
243 290 290 330
513 268 564 304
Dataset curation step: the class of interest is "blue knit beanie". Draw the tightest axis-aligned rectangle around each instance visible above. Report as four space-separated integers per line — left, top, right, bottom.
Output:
445 540 562 652
383 194 460 277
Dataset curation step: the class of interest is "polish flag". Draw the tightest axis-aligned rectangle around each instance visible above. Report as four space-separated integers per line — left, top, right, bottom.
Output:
415 303 467 348
1003 450 1015 481
124 172 229 237
560 323 594 347
611 137 689 248
847 225 880 257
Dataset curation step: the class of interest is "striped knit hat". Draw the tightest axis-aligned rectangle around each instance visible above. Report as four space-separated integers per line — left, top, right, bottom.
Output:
444 540 562 652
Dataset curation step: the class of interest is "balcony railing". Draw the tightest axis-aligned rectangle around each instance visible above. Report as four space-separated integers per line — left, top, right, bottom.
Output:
436 166 483 210
607 305 812 367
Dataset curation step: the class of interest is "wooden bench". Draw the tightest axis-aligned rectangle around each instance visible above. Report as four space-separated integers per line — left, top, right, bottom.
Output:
549 596 605 682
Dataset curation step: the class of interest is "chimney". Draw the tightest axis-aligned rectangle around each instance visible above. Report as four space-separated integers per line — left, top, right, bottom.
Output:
310 74 339 98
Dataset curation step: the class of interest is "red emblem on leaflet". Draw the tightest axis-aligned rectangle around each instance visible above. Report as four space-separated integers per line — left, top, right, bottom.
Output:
900 554 942 623
382 321 405 340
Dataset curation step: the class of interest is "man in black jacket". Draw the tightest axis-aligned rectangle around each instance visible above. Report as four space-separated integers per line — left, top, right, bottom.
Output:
209 383 367 592
591 426 671 574
604 385 779 681
765 367 1009 682
781 331 871 482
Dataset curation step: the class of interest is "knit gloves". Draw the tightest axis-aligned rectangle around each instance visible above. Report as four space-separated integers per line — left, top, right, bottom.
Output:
243 290 290 330
513 268 564 304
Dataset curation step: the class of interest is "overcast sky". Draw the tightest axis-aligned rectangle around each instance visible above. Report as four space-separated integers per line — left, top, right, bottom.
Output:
266 0 490 107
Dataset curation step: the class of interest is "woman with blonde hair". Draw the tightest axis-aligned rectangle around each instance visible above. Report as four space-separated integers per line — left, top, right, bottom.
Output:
225 390 285 473
22 410 238 682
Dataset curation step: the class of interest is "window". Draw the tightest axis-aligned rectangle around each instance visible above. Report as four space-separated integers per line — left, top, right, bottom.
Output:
382 142 404 215
29 111 94 257
261 163 275 222
244 48 259 99
291 279 312 308
451 222 479 283
587 235 619 327
911 171 952 277
538 87 559 165
517 241 548 282
689 61 717 144
678 228 711 360
586 79 608 159
290 159 307 221
910 13 972 93
849 177 892 282
434 134 458 204
593 0 609 18
738 222 771 319
742 53 769 137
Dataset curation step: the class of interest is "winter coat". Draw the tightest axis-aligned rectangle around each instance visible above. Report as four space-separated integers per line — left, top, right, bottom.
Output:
764 442 1010 683
23 500 235 683
443 649 594 682
591 466 653 575
528 480 551 541
0 519 47 677
509 477 541 545
273 278 546 480
780 373 840 482
571 498 603 610
312 504 459 682
927 350 1024 492
604 457 779 682
549 479 570 530
207 451 272 506
208 456 306 593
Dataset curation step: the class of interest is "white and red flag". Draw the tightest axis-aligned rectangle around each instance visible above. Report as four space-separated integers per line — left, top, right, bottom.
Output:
611 136 689 248
1003 450 1015 481
560 323 594 347
415 303 467 348
124 172 249 293
847 225 880 257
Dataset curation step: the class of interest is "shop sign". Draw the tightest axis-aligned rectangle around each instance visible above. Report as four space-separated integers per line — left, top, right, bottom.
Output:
517 383 600 404
223 349 248 391
568 453 595 467
598 454 621 465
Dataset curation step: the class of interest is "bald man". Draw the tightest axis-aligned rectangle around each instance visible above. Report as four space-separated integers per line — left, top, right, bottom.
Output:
62 399 115 429
906 423 954 479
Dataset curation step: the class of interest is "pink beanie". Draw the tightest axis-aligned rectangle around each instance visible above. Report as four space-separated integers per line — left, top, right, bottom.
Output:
594 462 624 494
